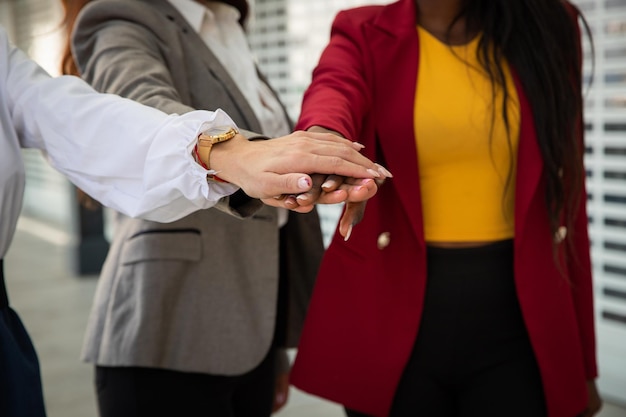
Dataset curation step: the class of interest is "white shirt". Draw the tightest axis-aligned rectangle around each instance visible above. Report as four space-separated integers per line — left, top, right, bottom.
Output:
0 25 239 257
168 0 290 225
167 0 291 138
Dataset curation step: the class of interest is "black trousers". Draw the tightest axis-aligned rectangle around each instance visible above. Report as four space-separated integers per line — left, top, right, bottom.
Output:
95 346 277 417
347 240 546 417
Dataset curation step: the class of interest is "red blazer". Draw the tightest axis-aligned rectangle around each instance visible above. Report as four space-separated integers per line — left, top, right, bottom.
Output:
291 1 597 416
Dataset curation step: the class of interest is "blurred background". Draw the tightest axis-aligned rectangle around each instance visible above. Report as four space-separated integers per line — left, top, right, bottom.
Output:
1 0 625 416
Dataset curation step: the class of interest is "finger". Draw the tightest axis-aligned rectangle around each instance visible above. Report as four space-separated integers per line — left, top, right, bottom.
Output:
289 204 316 213
305 126 367 151
295 174 326 206
302 156 383 181
253 173 313 199
294 130 358 146
276 135 381 176
313 189 349 205
283 195 299 210
339 178 378 202
296 174 346 206
261 197 315 212
320 174 345 192
339 201 367 241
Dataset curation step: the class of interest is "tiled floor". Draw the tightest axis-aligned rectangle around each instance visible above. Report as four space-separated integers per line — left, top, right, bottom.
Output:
5 217 626 417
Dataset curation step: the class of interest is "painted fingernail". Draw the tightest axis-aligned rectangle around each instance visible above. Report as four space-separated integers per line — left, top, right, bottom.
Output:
376 163 393 178
298 176 312 190
352 142 365 150
296 194 309 202
344 224 353 241
366 168 381 178
321 180 336 190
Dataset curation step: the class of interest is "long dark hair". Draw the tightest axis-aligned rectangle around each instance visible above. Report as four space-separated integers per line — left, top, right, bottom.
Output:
450 0 590 247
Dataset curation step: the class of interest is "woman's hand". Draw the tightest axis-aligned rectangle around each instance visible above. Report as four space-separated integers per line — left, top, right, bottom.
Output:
208 130 385 204
267 173 382 214
272 371 290 413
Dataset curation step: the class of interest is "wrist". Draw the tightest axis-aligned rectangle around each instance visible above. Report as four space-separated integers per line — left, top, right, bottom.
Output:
206 133 248 183
196 126 239 183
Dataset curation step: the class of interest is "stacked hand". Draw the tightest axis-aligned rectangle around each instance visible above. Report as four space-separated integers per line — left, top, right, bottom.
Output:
275 168 389 240
207 128 391 239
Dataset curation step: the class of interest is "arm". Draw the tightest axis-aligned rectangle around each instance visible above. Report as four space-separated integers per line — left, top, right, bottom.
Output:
70 6 256 216
6 28 229 222
71 6 386 216
295 12 385 236
4 27 381 222
296 11 374 142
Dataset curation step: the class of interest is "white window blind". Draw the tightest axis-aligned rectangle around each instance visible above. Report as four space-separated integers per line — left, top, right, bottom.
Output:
575 0 626 404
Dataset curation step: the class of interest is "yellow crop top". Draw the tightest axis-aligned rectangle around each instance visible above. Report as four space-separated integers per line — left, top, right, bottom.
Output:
415 26 521 242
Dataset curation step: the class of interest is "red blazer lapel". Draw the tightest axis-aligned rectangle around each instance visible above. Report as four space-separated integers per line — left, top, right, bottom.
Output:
367 0 425 244
512 73 544 245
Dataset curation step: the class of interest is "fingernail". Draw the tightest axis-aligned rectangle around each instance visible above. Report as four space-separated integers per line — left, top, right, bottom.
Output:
352 142 365 150
296 194 309 202
376 163 393 178
344 224 353 241
285 197 297 207
366 168 381 178
298 176 311 190
321 180 335 190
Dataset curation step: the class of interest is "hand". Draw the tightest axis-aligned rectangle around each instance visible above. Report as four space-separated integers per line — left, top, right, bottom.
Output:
293 171 389 239
272 371 290 413
208 131 384 202
337 175 388 240
580 380 602 417
295 125 391 236
265 174 380 213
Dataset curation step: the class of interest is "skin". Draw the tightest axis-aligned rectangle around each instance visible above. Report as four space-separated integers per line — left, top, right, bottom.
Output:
272 372 290 413
293 127 387 240
209 130 385 212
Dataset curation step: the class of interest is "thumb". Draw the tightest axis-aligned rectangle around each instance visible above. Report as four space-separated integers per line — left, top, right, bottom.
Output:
263 173 312 197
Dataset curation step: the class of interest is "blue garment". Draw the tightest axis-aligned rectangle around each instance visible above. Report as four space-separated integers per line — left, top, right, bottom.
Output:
0 261 46 417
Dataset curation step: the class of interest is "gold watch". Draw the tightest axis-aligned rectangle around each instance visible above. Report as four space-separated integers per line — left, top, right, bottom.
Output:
196 126 238 171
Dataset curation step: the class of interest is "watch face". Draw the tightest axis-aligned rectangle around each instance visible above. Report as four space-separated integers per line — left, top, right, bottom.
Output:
203 126 235 137
199 126 238 145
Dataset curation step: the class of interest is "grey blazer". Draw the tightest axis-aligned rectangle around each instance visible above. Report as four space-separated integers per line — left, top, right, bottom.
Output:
73 0 324 375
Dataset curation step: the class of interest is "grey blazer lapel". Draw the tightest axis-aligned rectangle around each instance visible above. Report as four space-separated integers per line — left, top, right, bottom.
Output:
155 0 264 133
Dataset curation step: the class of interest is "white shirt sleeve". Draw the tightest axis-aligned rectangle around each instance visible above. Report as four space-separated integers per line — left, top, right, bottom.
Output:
3 27 239 223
